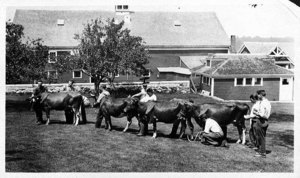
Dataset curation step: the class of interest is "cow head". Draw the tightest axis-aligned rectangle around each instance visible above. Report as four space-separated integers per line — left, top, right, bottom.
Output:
123 96 139 113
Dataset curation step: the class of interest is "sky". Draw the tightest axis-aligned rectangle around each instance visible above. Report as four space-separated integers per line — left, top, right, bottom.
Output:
4 0 300 38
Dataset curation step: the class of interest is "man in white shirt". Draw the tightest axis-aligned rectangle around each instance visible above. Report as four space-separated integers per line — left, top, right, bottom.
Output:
199 117 224 146
132 84 148 101
93 85 110 107
244 94 260 149
252 90 271 158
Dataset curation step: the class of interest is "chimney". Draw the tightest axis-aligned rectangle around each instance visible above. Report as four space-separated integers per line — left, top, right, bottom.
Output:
230 35 236 53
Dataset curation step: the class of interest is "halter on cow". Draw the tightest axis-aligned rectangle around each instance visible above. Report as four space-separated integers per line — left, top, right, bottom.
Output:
30 92 87 126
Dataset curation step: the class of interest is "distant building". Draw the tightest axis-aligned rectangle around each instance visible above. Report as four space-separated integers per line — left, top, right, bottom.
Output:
238 42 295 70
13 7 231 83
192 54 294 101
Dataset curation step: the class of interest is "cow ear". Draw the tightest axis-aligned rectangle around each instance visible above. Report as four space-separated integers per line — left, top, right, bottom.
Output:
127 95 131 98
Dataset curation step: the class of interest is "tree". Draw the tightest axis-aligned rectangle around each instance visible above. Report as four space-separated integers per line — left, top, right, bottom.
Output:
6 22 49 84
53 18 149 94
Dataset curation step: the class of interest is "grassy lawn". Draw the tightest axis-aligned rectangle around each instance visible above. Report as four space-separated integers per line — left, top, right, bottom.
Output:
5 93 294 172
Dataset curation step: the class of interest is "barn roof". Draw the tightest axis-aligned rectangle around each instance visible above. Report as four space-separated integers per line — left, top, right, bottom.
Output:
13 10 230 48
194 54 294 78
238 42 295 62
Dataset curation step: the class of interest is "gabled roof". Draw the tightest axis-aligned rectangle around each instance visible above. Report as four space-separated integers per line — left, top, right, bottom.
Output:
13 10 230 48
194 54 294 78
157 67 191 75
145 54 187 70
238 42 295 62
180 56 207 69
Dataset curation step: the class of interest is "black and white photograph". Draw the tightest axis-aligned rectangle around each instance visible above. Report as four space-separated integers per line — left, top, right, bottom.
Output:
2 0 300 176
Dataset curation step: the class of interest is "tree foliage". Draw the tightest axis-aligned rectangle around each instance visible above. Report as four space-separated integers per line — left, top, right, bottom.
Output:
6 22 49 84
53 18 149 93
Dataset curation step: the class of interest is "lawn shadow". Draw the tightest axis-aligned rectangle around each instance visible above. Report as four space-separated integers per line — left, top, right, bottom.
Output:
6 150 24 162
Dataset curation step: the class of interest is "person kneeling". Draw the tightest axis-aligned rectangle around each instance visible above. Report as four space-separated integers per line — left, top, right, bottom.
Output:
199 117 225 147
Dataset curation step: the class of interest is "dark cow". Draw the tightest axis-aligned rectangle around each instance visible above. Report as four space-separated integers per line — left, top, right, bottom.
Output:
30 92 87 126
179 102 250 145
95 96 137 131
124 99 189 138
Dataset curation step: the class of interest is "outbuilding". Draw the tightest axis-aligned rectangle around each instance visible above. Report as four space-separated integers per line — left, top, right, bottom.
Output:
193 54 294 101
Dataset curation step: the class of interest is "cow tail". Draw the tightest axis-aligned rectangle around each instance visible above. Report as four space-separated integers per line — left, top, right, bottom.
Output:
81 96 87 124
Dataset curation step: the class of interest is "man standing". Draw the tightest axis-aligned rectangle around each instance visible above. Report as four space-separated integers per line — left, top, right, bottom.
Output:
31 80 47 125
93 85 110 107
199 117 224 147
132 84 148 101
252 90 271 158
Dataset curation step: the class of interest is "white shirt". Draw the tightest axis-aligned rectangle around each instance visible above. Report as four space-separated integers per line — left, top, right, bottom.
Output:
139 88 147 101
257 98 271 120
249 102 260 118
204 118 224 136
140 94 157 103
97 90 110 102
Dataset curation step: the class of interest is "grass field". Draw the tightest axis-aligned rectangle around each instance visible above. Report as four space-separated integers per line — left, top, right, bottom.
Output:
5 93 294 172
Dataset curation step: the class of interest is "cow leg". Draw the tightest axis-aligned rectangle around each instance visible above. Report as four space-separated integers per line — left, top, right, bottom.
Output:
104 115 112 131
236 126 246 144
74 109 80 126
152 119 157 138
185 117 194 140
137 115 148 136
169 119 180 138
123 116 132 132
179 120 187 139
45 109 50 125
95 112 104 128
220 126 228 147
65 109 73 124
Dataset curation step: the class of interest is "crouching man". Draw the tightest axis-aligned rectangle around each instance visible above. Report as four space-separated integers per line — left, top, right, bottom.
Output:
199 117 225 147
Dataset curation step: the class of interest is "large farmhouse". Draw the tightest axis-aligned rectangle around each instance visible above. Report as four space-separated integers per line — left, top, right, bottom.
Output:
192 54 294 101
13 7 231 83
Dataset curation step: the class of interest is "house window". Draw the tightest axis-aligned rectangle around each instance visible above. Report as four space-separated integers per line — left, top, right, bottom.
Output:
282 78 289 85
73 70 82 78
117 5 122 9
235 78 263 86
47 70 57 79
49 51 57 63
236 78 243 86
202 76 210 86
142 69 151 77
57 51 71 57
123 5 129 9
245 78 252 86
206 60 211 67
254 78 262 86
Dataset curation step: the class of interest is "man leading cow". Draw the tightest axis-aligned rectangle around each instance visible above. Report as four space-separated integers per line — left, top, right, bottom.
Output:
31 80 47 125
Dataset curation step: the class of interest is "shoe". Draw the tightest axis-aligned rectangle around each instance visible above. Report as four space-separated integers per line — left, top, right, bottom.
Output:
254 152 266 158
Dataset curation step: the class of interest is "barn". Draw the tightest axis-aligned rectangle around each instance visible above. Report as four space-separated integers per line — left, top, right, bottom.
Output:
193 54 294 101
13 6 231 84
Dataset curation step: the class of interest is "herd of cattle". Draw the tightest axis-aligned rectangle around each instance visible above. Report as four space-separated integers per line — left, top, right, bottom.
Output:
30 91 250 145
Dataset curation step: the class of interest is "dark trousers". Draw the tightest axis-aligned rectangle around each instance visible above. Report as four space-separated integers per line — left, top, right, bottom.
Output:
202 132 223 146
249 120 257 147
65 109 74 124
34 105 43 122
253 118 268 154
